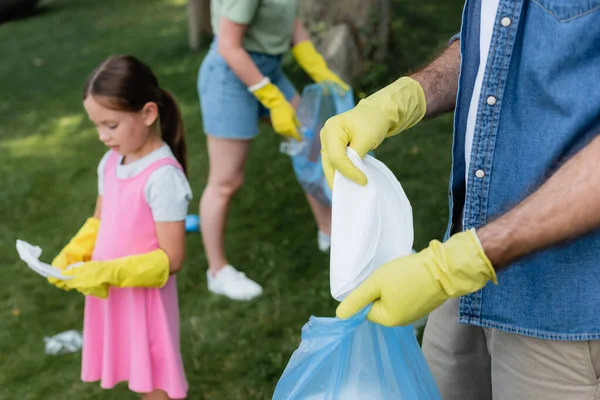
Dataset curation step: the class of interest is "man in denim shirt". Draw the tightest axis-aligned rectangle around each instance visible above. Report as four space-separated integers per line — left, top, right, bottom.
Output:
321 0 600 398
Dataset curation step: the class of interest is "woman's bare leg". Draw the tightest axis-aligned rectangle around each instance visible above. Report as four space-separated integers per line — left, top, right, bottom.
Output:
199 135 252 273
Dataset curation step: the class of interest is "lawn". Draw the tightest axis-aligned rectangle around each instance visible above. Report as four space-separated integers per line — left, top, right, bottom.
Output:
0 0 462 398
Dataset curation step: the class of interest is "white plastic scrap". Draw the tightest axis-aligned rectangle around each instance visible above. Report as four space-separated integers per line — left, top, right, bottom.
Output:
44 330 83 355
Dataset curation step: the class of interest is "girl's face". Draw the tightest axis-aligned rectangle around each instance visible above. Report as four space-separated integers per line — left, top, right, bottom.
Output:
83 95 159 156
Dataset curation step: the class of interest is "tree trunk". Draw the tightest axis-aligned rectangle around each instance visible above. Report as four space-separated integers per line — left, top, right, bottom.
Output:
374 0 391 61
298 0 391 83
188 0 212 51
186 0 391 75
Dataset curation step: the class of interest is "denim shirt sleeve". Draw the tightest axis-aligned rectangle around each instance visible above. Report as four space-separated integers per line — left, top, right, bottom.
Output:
452 0 600 339
448 32 461 46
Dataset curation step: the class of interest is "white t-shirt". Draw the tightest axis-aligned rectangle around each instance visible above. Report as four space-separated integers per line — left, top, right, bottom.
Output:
464 0 500 182
97 144 193 222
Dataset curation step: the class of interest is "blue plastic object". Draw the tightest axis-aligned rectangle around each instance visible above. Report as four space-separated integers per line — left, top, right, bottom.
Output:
281 83 356 206
272 306 441 400
185 214 200 233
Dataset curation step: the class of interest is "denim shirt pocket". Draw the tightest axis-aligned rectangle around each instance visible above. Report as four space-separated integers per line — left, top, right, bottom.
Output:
531 0 600 22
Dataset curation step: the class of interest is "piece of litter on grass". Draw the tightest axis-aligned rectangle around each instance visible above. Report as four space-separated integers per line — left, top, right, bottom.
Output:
44 330 83 355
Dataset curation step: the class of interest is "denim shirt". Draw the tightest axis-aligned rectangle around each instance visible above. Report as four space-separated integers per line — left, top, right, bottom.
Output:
447 0 600 339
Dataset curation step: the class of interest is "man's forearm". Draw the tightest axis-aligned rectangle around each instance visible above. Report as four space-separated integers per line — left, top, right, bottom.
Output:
411 41 461 119
477 134 600 269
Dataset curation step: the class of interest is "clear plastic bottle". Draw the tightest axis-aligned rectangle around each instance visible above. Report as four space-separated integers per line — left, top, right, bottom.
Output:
280 82 351 207
279 85 321 156
279 131 307 156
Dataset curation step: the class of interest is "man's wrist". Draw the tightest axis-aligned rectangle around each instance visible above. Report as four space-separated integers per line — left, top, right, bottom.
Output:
475 219 520 270
411 70 441 118
410 41 460 119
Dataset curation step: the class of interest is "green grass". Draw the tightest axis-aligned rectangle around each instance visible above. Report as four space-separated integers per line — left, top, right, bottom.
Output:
0 0 463 398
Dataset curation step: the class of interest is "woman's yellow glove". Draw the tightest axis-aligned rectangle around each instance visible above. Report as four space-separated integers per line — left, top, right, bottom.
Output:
292 41 349 91
51 217 100 269
59 249 170 299
251 82 301 141
320 77 426 186
336 229 498 327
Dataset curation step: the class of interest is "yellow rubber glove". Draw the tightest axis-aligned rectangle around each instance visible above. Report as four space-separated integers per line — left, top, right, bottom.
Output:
320 77 426 187
59 249 170 299
51 217 100 270
292 41 349 91
336 229 498 327
49 217 100 288
252 82 301 141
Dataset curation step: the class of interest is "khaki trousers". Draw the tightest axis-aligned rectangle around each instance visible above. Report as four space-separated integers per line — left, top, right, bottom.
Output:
422 298 600 399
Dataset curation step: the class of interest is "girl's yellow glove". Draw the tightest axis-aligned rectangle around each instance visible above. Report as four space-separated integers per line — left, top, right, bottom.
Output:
48 217 100 287
51 217 100 269
59 249 170 299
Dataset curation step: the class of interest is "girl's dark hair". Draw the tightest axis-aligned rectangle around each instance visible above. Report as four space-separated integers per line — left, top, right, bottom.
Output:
83 55 187 175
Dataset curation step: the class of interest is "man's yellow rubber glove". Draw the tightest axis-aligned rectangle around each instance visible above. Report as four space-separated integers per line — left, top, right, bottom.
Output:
59 249 170 299
320 77 426 187
292 41 349 92
51 217 100 270
336 229 498 327
252 82 301 141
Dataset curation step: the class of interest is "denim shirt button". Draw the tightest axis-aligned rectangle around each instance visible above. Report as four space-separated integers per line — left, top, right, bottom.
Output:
475 169 485 178
486 95 497 105
501 17 512 27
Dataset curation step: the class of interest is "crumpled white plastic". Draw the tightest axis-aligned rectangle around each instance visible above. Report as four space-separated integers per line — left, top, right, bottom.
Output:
15 240 73 280
329 148 413 301
44 330 83 355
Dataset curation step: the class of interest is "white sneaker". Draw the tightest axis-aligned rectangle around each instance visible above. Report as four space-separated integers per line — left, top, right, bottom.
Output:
207 265 263 301
318 231 331 252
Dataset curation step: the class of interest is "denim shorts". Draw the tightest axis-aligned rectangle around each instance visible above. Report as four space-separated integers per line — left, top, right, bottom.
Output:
198 41 298 140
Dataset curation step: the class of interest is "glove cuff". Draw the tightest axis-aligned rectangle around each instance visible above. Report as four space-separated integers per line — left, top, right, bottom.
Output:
247 77 271 93
292 40 325 69
251 82 286 110
360 76 427 137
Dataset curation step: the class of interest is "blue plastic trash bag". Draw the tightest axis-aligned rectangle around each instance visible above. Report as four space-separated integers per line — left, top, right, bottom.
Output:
280 82 355 206
272 306 441 400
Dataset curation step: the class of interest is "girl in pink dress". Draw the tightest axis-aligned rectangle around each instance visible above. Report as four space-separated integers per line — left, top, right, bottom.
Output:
49 55 190 400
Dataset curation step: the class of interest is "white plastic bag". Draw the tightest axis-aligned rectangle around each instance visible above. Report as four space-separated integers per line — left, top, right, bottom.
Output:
329 148 413 301
15 240 73 280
